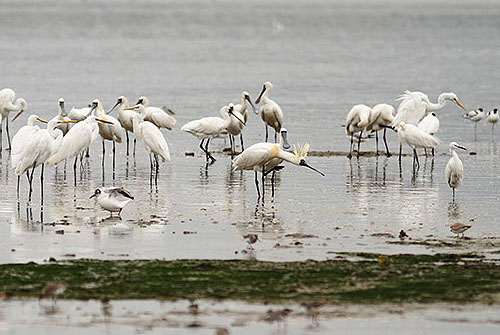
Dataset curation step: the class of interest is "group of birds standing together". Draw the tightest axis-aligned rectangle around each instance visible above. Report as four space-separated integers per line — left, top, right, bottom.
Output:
345 91 469 200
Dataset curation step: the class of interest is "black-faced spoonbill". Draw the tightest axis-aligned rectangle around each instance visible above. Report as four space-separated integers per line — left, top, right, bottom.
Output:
345 104 371 159
108 96 136 156
255 82 284 143
136 96 176 131
181 104 245 164
366 103 395 157
92 99 123 167
227 92 257 153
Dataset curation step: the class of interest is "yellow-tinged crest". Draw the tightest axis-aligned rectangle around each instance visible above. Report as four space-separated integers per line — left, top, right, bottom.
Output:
293 143 310 159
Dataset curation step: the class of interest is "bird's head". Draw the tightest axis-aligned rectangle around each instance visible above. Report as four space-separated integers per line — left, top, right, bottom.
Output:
292 143 325 176
90 188 102 199
440 92 466 111
58 98 67 117
107 96 127 114
242 91 257 114
398 122 407 131
255 81 273 104
136 96 149 107
450 142 467 151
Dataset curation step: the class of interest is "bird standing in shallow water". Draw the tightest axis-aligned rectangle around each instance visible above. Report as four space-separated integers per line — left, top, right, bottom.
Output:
366 103 394 157
450 223 471 238
232 142 324 199
463 108 485 140
255 82 284 143
345 104 371 158
487 108 498 135
418 112 440 156
0 88 27 152
243 234 259 249
397 122 439 172
445 142 466 201
227 92 257 153
90 187 134 218
181 104 245 164
108 96 136 156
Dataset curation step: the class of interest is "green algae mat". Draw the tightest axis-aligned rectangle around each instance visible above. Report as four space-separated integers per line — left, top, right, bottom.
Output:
1 253 499 304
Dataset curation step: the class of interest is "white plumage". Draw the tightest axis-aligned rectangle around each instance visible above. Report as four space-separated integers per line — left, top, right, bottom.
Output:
0 88 27 151
68 105 91 121
226 92 257 153
345 104 371 158
90 187 134 217
397 122 440 170
366 103 395 156
181 105 244 163
137 96 176 131
418 112 440 156
255 82 284 143
108 96 136 156
11 114 44 170
50 98 70 136
487 108 499 133
445 142 466 201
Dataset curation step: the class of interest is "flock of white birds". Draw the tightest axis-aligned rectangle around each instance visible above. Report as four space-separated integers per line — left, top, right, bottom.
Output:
0 83 491 216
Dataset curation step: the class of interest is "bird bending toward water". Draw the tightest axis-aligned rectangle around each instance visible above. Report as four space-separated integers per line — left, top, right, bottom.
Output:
345 104 371 158
232 142 324 199
255 82 284 143
418 112 440 156
90 187 134 218
366 103 394 157
445 142 466 201
397 122 439 171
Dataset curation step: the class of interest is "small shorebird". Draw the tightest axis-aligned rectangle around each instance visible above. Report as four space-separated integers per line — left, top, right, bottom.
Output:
450 223 471 238
487 108 499 135
445 142 466 201
90 187 134 218
39 282 67 302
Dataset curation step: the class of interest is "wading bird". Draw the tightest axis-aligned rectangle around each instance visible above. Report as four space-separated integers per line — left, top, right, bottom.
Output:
0 88 27 152
47 102 113 177
15 118 63 202
366 103 394 156
68 104 91 121
136 96 176 131
255 82 284 143
11 113 45 192
463 108 485 139
260 128 291 197
123 104 170 182
92 99 123 166
393 91 466 160
181 105 245 164
227 92 257 153
445 142 466 201
450 223 471 238
50 98 70 136
232 142 324 199
418 112 440 156
397 122 440 171
108 96 136 156
345 104 371 158
487 108 498 134
90 187 134 218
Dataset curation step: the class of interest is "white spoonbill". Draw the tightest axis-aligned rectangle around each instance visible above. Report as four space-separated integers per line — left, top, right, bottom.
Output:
366 103 394 157
49 98 71 136
393 91 466 160
108 96 136 156
232 142 324 199
418 112 440 156
136 96 176 131
397 122 440 171
255 82 284 143
92 99 123 165
227 92 257 153
90 187 134 218
68 104 91 121
345 104 371 159
0 88 27 152
259 128 292 197
47 102 113 175
15 118 63 202
181 104 245 164
123 104 170 182
445 142 466 201
487 108 498 134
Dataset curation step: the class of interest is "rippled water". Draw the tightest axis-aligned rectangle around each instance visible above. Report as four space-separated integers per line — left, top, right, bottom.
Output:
1 0 500 264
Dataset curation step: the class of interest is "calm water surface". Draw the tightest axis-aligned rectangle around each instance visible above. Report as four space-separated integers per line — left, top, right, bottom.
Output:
0 0 500 264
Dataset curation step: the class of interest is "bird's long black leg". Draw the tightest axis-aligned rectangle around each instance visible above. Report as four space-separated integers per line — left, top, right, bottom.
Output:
265 125 268 142
28 166 36 202
73 155 78 185
154 154 159 184
452 188 455 201
274 129 278 143
102 140 105 169
348 134 353 159
432 148 435 156
415 149 420 169
240 134 244 151
399 144 402 162
383 128 391 157
40 163 44 206
6 117 11 150
271 170 276 198
261 166 265 200
255 171 260 199
205 139 216 163
375 131 379 156
229 135 234 155
357 131 363 157
126 132 130 156
133 138 136 157
0 119 3 153
113 141 116 170
17 175 20 195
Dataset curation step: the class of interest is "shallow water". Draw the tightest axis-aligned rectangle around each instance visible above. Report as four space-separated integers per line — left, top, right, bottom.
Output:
1 299 499 335
1 0 500 264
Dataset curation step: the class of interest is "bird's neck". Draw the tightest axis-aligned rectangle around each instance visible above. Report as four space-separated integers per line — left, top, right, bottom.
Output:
428 95 448 111
4 98 25 112
450 148 460 160
276 147 299 165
